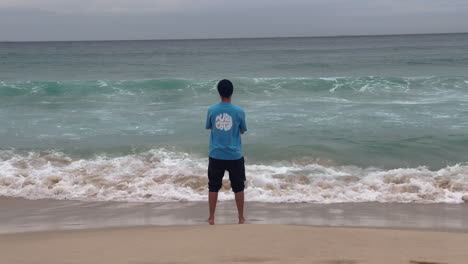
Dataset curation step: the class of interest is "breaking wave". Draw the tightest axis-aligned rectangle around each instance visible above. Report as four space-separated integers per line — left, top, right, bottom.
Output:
1 149 467 204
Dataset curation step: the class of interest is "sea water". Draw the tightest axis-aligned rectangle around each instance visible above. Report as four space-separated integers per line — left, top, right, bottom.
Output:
1 34 467 203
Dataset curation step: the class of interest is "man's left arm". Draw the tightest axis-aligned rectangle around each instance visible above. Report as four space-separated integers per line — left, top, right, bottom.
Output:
205 110 212 130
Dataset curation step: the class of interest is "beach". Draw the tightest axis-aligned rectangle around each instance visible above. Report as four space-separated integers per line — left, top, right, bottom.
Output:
0 200 468 264
0 198 467 263
1 225 467 264
2 198 468 233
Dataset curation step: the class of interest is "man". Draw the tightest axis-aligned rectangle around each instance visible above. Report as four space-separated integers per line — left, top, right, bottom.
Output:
205 79 247 225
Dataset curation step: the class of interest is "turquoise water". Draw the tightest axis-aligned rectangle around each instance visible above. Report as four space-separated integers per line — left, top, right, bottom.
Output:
1 34 468 203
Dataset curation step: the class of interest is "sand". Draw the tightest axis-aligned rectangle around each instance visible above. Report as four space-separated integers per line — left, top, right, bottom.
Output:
2 198 468 234
0 224 467 264
1 198 467 263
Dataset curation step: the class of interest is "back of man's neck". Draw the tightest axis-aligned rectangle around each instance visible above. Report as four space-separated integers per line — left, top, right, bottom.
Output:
221 98 231 103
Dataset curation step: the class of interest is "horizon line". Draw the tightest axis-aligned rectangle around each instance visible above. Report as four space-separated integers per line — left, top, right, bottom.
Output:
1 31 467 43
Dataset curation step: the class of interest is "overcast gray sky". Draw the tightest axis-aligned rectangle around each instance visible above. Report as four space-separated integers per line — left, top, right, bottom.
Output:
0 0 467 41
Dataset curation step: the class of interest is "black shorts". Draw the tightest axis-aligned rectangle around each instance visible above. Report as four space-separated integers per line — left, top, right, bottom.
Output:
208 157 246 193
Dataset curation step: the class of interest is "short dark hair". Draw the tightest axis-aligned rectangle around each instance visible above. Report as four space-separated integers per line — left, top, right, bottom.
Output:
217 79 233 98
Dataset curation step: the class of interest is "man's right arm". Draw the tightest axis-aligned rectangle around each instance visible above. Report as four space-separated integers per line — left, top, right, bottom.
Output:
239 110 247 134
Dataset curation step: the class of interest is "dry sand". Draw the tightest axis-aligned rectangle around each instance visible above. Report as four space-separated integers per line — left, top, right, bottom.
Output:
0 224 467 264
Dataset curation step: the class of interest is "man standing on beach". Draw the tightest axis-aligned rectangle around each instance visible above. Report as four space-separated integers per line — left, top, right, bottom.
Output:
205 79 247 225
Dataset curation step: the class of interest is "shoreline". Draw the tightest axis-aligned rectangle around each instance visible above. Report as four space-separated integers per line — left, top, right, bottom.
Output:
1 197 467 234
1 198 467 263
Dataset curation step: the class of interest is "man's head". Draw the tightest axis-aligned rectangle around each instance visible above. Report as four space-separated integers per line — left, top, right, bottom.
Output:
217 79 233 98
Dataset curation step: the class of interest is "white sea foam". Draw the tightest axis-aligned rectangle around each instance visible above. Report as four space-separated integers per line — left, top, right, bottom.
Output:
319 77 341 81
1 149 467 204
97 80 109 87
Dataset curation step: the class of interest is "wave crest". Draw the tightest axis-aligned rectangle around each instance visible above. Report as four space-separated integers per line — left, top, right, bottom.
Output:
1 76 468 97
1 149 467 203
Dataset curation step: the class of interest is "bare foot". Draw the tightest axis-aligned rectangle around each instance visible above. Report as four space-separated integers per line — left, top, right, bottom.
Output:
207 217 215 225
238 217 245 224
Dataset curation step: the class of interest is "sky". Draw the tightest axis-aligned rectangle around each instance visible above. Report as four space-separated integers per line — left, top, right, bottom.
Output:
0 0 467 41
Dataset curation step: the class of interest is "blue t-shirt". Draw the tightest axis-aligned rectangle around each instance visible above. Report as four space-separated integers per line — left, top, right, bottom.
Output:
205 102 247 160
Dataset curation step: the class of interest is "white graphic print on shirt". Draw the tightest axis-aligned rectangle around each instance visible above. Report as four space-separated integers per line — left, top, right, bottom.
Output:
215 113 233 131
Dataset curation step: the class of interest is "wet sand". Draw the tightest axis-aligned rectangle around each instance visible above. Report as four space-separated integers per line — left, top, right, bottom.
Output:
1 197 468 234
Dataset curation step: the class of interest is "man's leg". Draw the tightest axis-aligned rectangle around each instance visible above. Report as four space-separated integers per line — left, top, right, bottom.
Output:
235 191 245 224
208 192 218 225
208 157 224 225
229 157 246 224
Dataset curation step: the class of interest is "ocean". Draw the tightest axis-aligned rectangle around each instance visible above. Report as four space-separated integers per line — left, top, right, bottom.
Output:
1 33 467 204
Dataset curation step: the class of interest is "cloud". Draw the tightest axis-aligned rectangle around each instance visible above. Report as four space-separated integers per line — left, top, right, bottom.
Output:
0 0 290 14
2 0 465 15
0 0 467 41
